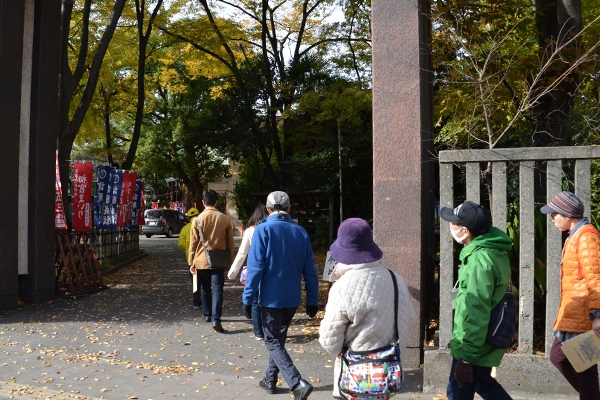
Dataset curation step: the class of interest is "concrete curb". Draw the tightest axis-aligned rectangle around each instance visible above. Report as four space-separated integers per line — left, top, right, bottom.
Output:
102 251 147 276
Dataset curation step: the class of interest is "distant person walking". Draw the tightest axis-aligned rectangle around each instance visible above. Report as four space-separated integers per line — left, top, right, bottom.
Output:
318 218 417 399
440 201 513 400
228 204 269 340
242 191 319 400
178 207 201 310
541 191 600 400
189 189 234 333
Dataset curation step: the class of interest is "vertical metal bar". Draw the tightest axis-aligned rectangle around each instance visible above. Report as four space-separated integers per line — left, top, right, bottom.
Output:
492 162 507 232
519 161 535 353
466 162 480 204
439 163 454 350
546 160 562 355
575 159 591 221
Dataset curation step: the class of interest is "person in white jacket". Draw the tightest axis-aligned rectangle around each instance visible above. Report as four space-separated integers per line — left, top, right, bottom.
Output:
228 205 269 339
318 218 417 399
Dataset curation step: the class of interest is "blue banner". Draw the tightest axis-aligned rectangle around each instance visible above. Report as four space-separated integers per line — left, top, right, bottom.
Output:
127 180 144 228
110 170 123 229
96 166 114 229
178 201 185 213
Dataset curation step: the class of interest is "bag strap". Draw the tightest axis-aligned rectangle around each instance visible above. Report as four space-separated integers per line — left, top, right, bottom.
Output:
573 225 599 280
388 269 399 342
196 215 212 266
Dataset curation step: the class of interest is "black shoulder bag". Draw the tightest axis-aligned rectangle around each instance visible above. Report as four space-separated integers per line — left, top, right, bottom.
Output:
196 216 231 268
486 281 516 349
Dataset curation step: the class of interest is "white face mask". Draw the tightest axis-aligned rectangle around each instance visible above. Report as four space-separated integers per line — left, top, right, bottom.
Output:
450 224 468 244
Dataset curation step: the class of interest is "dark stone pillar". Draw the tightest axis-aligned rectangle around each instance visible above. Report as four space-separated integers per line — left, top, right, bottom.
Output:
0 1 26 310
18 0 61 304
372 0 434 368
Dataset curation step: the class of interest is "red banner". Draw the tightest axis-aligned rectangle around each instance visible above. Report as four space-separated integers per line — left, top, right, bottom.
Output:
55 153 67 230
117 172 131 227
72 162 93 232
152 202 158 209
173 203 178 210
138 181 146 225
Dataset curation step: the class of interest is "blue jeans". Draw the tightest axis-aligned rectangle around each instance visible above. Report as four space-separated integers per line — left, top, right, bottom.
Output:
447 357 512 400
252 289 263 337
261 306 301 389
198 269 224 323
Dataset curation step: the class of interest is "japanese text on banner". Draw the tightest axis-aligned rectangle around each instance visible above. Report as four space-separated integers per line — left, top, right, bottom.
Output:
72 162 93 232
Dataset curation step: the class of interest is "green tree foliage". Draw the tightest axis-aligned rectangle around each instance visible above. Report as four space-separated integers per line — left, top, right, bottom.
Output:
158 0 371 189
433 0 600 152
66 0 375 225
136 72 230 208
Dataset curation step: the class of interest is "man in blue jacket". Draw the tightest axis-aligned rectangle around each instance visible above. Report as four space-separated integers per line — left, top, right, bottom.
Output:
243 191 319 400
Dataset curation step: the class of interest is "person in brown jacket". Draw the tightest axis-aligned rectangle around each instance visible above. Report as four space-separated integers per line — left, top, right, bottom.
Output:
541 191 600 400
188 189 234 333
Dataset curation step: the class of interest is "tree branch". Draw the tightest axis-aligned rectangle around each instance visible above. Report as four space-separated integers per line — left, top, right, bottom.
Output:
157 26 234 71
298 37 370 59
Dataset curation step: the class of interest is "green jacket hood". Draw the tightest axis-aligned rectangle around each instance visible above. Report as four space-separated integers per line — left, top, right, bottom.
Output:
460 226 512 262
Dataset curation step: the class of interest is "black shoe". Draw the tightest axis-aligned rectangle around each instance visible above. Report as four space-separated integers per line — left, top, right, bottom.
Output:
292 378 313 400
258 378 277 394
212 321 224 333
204 315 211 322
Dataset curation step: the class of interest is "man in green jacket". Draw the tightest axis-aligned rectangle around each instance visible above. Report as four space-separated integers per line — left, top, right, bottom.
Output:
178 207 200 310
440 201 513 400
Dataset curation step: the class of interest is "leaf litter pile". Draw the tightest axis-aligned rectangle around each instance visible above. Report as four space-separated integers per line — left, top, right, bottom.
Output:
0 240 337 399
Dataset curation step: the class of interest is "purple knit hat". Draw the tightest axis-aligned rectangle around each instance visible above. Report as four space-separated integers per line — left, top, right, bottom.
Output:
330 218 383 264
540 191 584 218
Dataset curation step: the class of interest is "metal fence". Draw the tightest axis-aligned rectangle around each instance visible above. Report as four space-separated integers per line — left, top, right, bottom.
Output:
439 146 599 355
93 228 140 265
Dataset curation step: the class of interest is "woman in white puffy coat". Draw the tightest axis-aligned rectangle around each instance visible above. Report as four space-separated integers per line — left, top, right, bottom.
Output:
318 218 417 399
228 205 269 339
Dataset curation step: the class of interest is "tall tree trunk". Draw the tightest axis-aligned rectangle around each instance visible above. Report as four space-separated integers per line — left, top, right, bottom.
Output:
532 0 582 202
122 0 164 171
532 0 582 147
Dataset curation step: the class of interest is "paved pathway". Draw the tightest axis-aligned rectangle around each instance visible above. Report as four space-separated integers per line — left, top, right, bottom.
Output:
0 236 433 400
0 236 569 399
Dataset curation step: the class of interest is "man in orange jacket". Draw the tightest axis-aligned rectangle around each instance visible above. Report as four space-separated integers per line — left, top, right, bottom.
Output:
541 191 600 400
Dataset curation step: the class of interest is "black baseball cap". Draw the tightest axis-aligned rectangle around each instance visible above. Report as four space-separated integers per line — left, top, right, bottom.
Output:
440 201 491 236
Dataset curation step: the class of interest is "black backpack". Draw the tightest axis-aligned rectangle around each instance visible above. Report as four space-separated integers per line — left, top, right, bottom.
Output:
486 282 517 349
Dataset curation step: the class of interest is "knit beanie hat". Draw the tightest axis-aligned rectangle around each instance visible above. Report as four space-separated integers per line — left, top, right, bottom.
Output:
540 191 584 218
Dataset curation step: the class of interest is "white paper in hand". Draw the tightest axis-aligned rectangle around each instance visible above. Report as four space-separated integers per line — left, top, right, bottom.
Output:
322 251 338 282
193 273 197 293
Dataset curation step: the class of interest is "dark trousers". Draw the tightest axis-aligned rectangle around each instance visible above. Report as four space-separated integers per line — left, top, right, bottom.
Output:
550 337 600 400
190 272 201 307
198 269 224 323
447 357 512 400
261 306 301 389
252 289 263 337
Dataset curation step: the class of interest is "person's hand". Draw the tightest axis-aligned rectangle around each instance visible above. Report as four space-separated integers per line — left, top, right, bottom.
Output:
454 358 474 387
306 305 319 318
189 266 196 275
593 317 600 338
243 304 252 319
